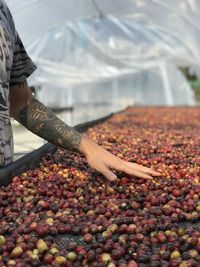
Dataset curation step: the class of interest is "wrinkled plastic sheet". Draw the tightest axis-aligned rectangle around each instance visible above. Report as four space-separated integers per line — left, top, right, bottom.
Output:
37 62 196 107
7 0 199 106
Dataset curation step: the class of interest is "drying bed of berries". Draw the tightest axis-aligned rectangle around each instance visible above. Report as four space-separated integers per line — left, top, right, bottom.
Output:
0 107 200 267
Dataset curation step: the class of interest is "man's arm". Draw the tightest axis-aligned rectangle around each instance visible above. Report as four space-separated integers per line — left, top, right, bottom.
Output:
10 81 81 152
10 81 160 181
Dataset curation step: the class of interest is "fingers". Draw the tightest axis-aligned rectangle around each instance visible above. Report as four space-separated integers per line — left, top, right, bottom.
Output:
123 166 153 180
108 154 160 177
100 163 152 181
100 167 117 182
128 163 161 176
86 149 160 181
110 158 160 179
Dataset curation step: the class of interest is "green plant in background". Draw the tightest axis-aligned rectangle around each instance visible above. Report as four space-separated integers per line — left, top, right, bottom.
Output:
180 67 200 104
190 80 200 104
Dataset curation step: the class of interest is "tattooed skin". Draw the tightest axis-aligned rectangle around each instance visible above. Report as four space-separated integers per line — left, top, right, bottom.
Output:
18 98 82 151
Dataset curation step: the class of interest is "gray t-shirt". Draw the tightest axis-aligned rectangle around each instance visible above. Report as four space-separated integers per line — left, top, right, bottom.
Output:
0 0 36 166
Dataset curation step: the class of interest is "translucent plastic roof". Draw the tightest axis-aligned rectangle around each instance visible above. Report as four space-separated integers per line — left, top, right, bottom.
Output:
7 0 200 59
6 0 198 106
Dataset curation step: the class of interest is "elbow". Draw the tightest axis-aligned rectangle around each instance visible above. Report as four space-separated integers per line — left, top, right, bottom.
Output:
10 82 33 121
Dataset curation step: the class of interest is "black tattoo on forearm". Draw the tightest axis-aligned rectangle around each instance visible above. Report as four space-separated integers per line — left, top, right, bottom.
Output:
18 98 82 151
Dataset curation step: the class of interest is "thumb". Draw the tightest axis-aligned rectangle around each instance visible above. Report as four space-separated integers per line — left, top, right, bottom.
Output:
101 167 117 181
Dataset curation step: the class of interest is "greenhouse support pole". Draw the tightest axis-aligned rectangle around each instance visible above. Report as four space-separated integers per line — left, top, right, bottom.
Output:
112 78 120 107
159 62 174 106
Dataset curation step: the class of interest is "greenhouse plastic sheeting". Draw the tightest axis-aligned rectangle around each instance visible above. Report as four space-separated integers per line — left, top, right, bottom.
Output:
38 62 195 108
7 0 199 107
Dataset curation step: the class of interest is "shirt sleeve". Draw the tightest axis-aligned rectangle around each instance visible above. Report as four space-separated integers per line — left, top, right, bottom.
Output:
10 32 37 84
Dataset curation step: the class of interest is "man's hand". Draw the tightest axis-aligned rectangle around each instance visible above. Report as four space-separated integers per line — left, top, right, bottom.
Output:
80 136 160 181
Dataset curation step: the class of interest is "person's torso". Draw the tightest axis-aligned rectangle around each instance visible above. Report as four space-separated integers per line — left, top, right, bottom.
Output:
0 0 15 166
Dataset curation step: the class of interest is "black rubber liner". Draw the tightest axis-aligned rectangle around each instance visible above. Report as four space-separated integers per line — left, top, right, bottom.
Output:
0 113 113 187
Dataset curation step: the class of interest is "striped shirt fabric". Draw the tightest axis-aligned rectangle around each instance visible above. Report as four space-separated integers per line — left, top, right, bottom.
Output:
0 0 36 166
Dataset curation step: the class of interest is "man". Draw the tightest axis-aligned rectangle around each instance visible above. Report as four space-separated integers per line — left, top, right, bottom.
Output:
0 0 159 181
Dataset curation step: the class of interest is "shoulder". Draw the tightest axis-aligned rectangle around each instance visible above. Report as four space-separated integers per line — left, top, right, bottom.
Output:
0 0 15 33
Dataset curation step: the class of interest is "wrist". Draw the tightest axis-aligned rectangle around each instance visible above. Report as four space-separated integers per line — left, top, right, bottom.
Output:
79 135 97 157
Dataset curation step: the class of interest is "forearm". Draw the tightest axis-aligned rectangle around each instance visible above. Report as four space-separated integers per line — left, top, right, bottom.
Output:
10 81 93 154
17 98 82 152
